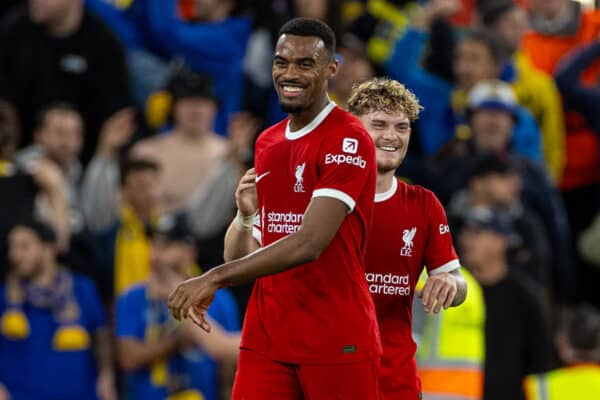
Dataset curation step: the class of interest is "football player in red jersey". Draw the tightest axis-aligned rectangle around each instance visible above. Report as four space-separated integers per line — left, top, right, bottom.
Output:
348 78 468 399
169 18 382 399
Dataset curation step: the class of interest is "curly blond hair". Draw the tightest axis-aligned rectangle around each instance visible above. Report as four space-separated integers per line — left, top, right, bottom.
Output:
347 77 422 121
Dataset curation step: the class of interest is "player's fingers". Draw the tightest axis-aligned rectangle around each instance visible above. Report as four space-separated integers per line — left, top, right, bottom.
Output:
238 182 256 192
241 174 256 184
425 280 442 312
421 280 433 306
435 285 450 313
443 284 457 309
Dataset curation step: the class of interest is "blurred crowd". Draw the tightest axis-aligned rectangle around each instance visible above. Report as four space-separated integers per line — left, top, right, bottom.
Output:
0 0 600 399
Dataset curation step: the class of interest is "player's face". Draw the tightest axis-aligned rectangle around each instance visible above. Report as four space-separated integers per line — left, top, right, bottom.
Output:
8 226 46 279
273 34 338 114
173 97 217 136
471 109 514 152
36 109 83 167
360 110 411 173
453 40 498 91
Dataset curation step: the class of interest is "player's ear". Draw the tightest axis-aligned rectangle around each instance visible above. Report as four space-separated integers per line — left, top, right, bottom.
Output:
327 56 339 80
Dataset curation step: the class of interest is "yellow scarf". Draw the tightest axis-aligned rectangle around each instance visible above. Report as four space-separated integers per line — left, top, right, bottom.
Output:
114 207 157 296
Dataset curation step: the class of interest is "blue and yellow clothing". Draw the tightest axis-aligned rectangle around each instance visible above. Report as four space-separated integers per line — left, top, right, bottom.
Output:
0 273 106 400
116 284 240 400
385 28 544 163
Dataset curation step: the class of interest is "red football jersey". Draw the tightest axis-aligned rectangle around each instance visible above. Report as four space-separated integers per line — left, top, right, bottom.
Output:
243 102 381 364
365 178 460 398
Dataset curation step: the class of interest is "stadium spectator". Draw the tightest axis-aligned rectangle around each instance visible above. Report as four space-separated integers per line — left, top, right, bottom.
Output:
82 156 160 299
522 0 600 240
15 103 85 233
0 103 70 278
0 219 116 400
525 304 600 400
385 7 543 163
115 215 240 400
0 0 131 163
480 0 566 183
132 70 232 215
447 154 551 288
425 80 574 305
459 208 554 400
555 40 600 143
329 41 376 109
144 0 251 135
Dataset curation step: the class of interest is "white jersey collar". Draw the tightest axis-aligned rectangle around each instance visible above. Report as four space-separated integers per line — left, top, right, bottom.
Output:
285 101 336 140
375 177 398 203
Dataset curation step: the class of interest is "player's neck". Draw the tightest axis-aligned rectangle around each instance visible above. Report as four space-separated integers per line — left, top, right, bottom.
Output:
288 95 330 132
376 171 396 194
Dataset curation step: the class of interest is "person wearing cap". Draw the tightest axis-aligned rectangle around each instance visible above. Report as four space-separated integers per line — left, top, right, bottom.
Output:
447 153 551 289
525 304 600 400
383 3 543 164
458 208 555 400
480 0 566 184
115 214 240 400
0 219 116 400
426 79 575 306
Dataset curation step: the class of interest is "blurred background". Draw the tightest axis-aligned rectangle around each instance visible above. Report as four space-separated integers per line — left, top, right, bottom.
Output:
0 0 600 399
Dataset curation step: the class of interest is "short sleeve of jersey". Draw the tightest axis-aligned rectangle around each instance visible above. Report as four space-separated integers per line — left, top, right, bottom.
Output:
79 277 107 333
312 128 375 212
115 287 144 340
424 191 460 275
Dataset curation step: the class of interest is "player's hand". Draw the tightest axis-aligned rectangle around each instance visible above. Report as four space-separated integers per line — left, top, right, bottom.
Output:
236 168 258 217
0 383 10 400
96 370 117 400
168 272 218 331
420 272 458 313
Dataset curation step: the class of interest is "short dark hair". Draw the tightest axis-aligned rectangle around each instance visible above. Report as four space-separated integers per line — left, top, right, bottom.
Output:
120 157 160 186
278 17 336 57
12 218 56 245
480 0 517 27
34 101 81 131
469 153 517 180
460 30 504 65
565 304 600 355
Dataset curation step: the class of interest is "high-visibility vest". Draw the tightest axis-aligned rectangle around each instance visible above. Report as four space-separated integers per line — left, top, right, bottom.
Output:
525 364 600 400
417 269 485 400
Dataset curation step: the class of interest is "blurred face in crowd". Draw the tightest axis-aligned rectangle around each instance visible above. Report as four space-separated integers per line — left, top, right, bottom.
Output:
489 7 529 55
359 110 411 174
459 226 508 285
531 0 567 19
29 0 75 25
35 108 83 168
122 168 159 219
331 50 375 105
470 108 514 153
173 97 217 137
454 39 498 91
470 172 521 208
8 226 49 280
150 236 194 298
273 34 338 114
194 0 233 22
295 0 328 19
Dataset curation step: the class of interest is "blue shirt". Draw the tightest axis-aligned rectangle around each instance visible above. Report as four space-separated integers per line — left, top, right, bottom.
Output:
0 273 106 400
116 284 239 400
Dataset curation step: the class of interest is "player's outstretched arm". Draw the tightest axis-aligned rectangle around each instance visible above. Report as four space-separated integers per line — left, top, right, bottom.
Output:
223 168 260 262
420 269 467 313
169 196 348 325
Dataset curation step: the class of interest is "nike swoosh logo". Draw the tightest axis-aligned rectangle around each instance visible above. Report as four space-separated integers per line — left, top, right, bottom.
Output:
256 171 271 183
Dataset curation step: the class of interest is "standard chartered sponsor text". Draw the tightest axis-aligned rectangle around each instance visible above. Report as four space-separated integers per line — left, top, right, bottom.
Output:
267 211 303 234
366 272 411 296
